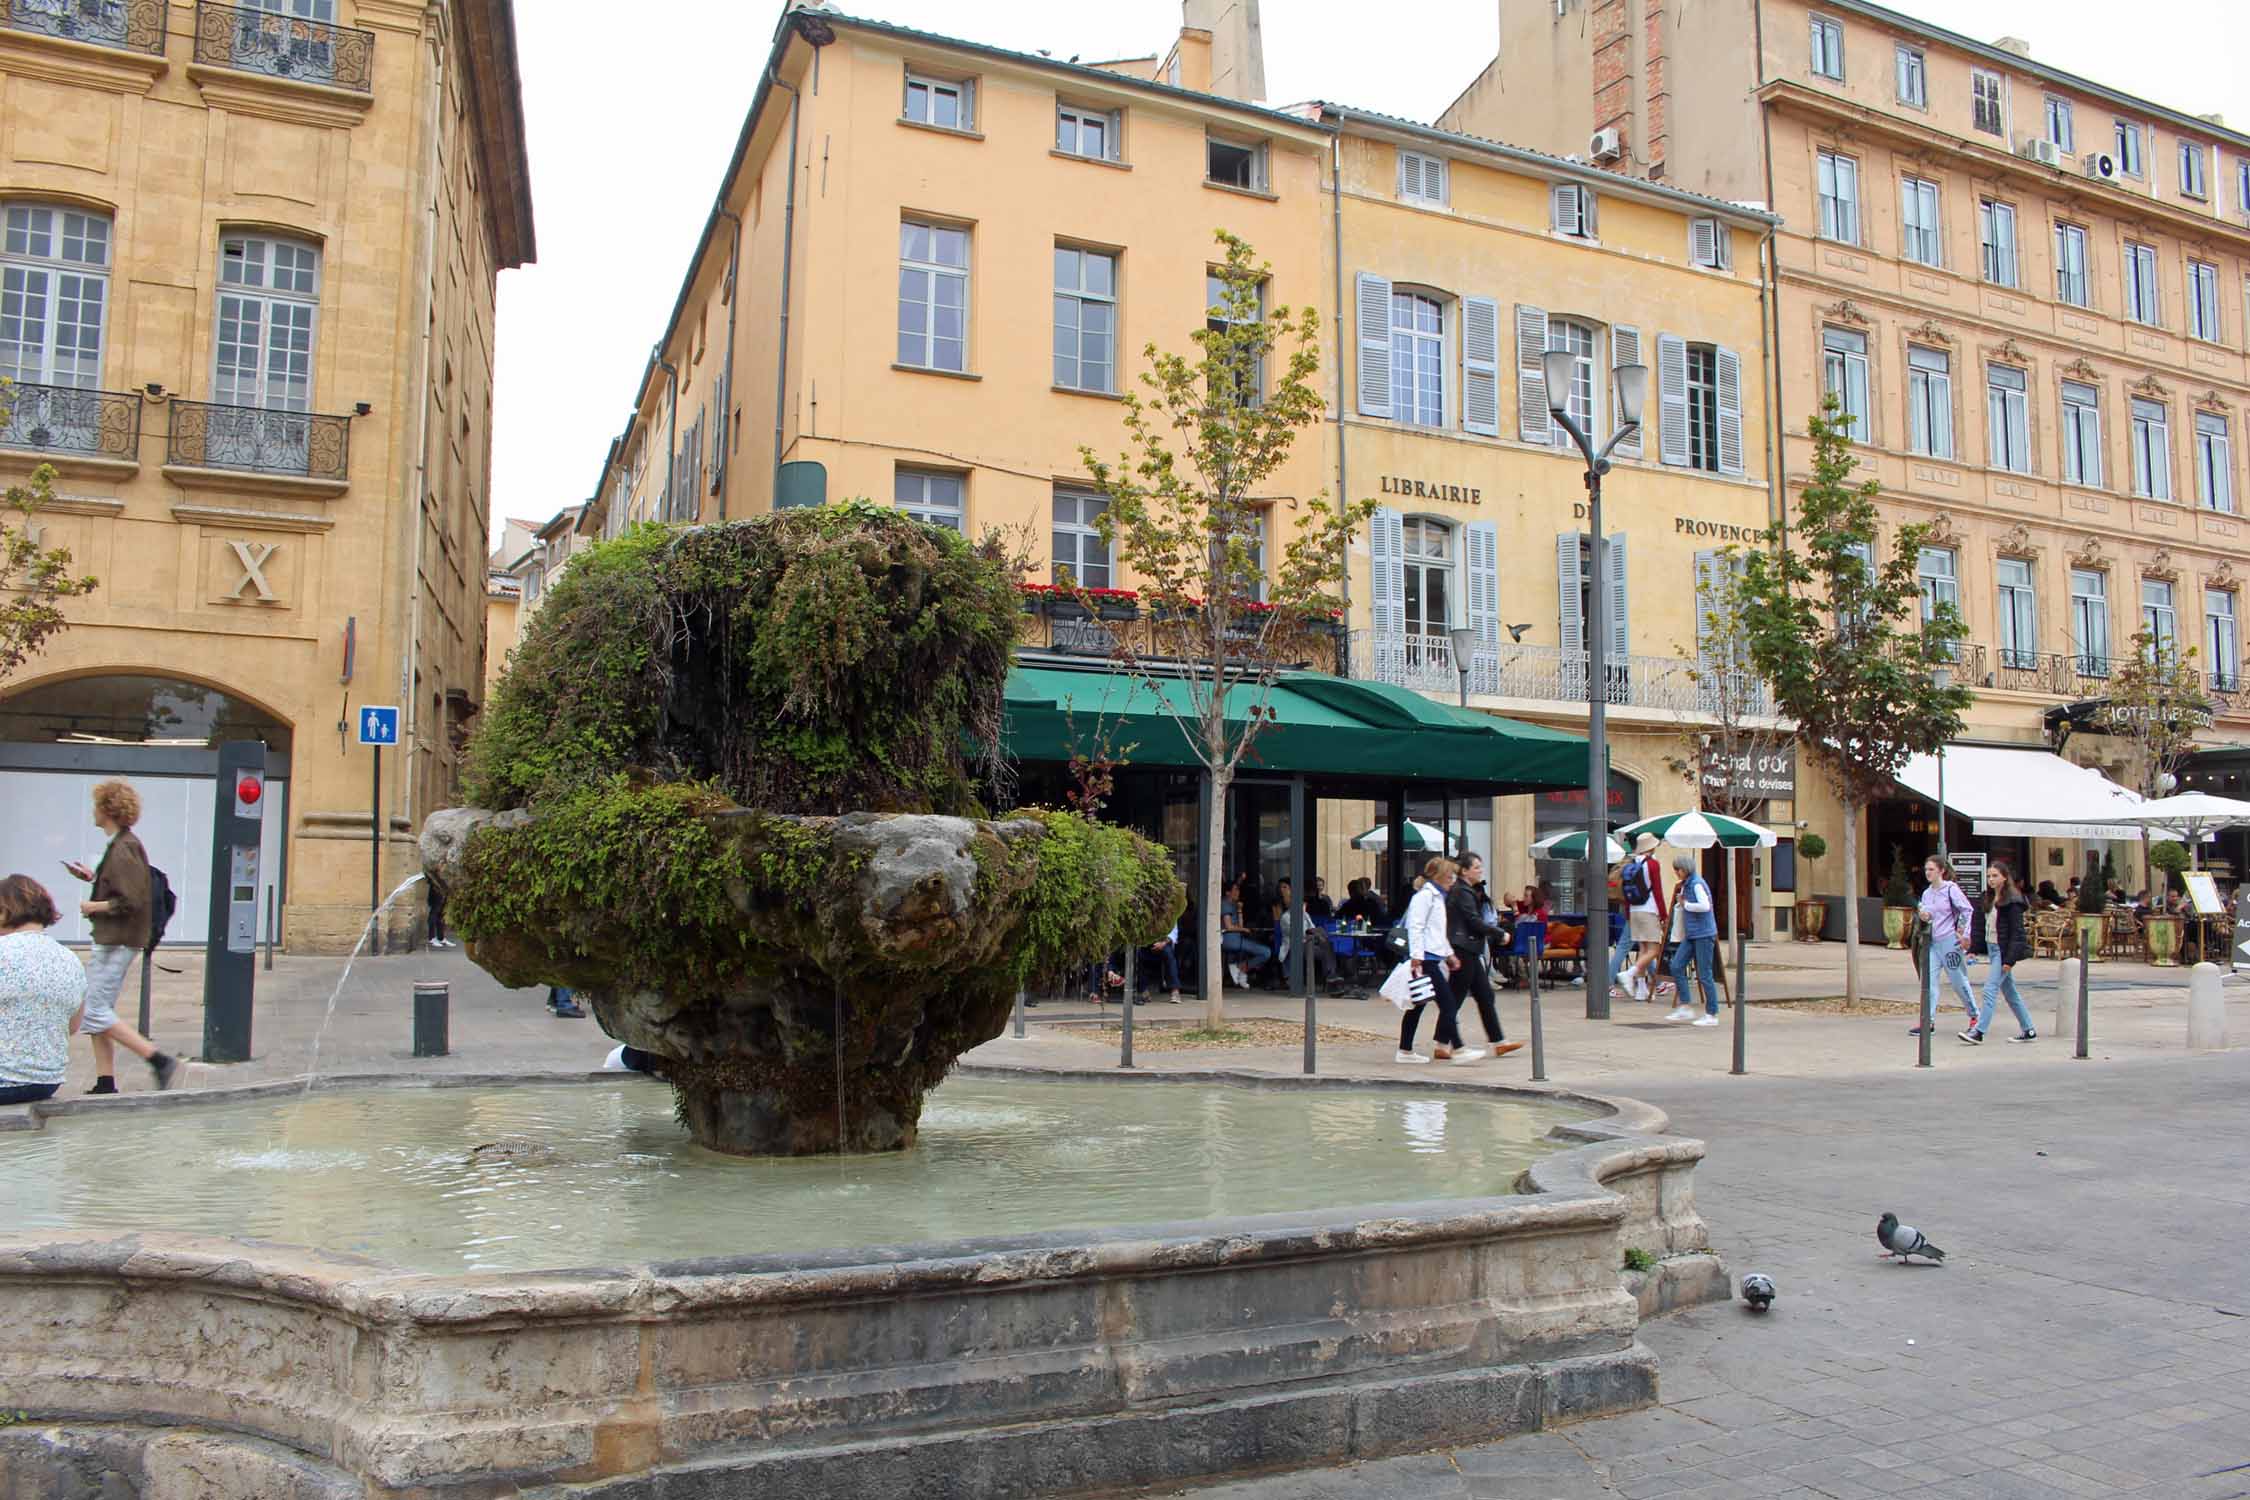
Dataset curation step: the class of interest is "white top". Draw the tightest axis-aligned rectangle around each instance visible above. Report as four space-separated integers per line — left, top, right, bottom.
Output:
1405 883 1449 959
0 930 87 1087
1631 855 1660 915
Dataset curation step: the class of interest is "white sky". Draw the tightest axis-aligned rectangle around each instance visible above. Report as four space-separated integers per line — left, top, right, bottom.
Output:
489 0 2250 542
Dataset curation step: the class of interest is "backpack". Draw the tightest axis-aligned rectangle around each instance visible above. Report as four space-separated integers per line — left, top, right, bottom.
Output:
1620 858 1651 907
144 864 178 952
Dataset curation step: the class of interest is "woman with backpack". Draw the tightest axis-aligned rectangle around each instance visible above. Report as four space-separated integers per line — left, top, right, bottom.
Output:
1911 853 1979 1037
1960 860 2037 1044
59 781 181 1093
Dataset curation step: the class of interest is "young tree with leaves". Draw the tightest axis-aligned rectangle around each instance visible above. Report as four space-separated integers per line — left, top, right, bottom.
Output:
1 384 99 688
1684 547 1794 821
1076 231 1373 1025
2100 626 2210 888
1735 398 1970 1005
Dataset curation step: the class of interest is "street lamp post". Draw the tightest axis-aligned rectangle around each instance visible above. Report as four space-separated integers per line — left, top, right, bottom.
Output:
1932 666 1952 857
1447 625 1477 708
1543 350 1648 1021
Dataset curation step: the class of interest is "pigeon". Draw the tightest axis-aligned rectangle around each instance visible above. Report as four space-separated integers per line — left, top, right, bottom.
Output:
1877 1212 1946 1264
1741 1273 1776 1312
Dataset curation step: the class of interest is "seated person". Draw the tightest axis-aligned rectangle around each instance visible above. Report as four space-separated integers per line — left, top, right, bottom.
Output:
1219 878 1272 987
1514 883 1554 920
1143 922 1184 1003
1274 879 1343 992
1305 876 1336 921
1337 878 1386 929
2035 880 2064 909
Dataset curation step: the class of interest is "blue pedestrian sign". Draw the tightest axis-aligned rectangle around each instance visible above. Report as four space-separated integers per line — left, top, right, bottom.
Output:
357 705 400 746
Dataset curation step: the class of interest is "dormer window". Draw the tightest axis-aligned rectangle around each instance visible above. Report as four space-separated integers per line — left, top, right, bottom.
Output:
903 70 975 132
1206 134 1267 191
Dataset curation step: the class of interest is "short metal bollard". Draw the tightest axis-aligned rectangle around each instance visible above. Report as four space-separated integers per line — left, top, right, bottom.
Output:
1012 986 1027 1040
1119 949 1136 1069
1527 939 1547 1083
412 980 449 1058
262 888 276 972
1915 926 1934 1068
2075 944 2092 1060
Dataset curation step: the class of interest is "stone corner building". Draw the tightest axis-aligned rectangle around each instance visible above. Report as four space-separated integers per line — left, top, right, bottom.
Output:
0 0 535 952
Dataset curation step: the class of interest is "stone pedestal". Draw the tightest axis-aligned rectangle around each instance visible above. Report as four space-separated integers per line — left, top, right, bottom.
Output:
2188 962 2227 1051
2055 958 2084 1047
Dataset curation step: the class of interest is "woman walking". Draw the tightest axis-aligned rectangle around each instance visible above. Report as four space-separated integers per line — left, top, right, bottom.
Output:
1446 854 1525 1058
1663 854 1724 1026
0 875 87 1106
60 781 181 1092
1911 854 1979 1036
1960 861 2037 1044
1396 857 1485 1065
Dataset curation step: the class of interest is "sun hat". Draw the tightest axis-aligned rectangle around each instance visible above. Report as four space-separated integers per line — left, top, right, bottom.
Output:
1632 832 1660 854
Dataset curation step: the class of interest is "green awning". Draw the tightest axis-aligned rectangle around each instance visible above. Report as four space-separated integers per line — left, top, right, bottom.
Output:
1003 666 1586 794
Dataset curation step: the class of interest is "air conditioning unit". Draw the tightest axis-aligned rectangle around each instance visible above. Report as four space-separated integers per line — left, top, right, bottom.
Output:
2084 152 2119 181
1589 127 1623 163
2017 137 2065 168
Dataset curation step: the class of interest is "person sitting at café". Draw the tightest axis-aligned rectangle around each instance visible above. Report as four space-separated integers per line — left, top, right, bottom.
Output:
1273 878 1342 993
1219 878 1272 989
2035 880 2064 909
1514 883 1554 920
1338 878 1386 929
1305 876 1336 921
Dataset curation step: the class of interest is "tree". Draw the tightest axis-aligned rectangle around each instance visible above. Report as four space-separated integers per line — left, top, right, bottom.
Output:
1736 397 1970 1004
1 381 98 687
2100 626 2210 887
1684 545 1797 819
1076 231 1373 1025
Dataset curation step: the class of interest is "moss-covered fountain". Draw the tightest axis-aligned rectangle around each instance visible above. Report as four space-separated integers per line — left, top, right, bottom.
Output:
425 504 1182 1155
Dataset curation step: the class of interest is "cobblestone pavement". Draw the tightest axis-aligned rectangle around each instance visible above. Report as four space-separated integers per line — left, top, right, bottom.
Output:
1166 1050 2250 1499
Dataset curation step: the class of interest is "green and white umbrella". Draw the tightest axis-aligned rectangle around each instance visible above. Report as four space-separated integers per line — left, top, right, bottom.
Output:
1528 828 1628 863
1615 810 1778 850
1350 819 1455 853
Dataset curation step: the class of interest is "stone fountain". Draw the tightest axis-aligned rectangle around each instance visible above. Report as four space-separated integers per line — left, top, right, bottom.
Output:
422 505 1181 1155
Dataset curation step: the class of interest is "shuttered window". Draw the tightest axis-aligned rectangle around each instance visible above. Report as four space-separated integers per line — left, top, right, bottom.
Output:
1390 291 1445 427
1688 217 1731 270
1550 183 1598 238
1610 324 1642 458
1397 150 1448 206
1515 303 1550 442
1557 532 1629 667
1462 295 1500 435
1656 333 1689 466
1355 271 1393 417
1971 70 2004 136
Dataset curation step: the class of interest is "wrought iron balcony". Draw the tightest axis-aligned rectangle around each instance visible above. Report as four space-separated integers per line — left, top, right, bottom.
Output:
1348 630 1773 717
166 399 350 481
1017 591 1342 675
4 0 165 54
0 381 142 461
193 0 372 91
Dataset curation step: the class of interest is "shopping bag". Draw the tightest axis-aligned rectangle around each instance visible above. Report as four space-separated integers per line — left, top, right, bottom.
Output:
1379 961 1435 1012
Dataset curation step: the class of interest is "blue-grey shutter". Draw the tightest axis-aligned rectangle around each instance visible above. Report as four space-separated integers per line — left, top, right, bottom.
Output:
1716 346 1745 476
1556 532 1585 657
1516 304 1551 442
1694 548 1720 665
1462 296 1500 435
1370 506 1406 682
1610 324 1643 458
1657 333 1689 466
1356 272 1393 417
1605 532 1630 662
1465 520 1498 694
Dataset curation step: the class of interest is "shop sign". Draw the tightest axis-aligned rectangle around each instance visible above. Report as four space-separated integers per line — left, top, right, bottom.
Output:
1379 476 1483 505
1701 744 1795 798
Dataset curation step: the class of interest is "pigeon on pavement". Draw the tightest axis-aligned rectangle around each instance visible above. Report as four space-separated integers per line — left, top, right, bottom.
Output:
1741 1273 1776 1311
1877 1212 1946 1264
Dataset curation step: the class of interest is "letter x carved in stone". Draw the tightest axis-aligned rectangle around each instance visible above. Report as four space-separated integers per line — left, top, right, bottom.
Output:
225 539 281 601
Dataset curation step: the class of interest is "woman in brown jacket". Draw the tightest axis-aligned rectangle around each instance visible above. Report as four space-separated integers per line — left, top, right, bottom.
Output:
61 781 180 1093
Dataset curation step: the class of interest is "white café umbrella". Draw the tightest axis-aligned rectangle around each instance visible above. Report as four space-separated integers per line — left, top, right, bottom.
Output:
2111 791 2250 869
1614 810 1779 1071
1528 828 1628 864
1350 819 1454 853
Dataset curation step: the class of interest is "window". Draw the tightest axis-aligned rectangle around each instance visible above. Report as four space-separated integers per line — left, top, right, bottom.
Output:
1809 14 1843 79
2114 119 2143 177
1997 557 2038 669
2061 380 2103 487
2181 140 2209 199
2044 96 2075 154
1978 199 2017 287
1388 290 1444 427
2197 411 2233 512
1837 539 1876 634
2071 569 2109 674
1551 182 1598 238
2239 158 2250 215
2142 578 2178 656
2189 260 2222 341
1206 135 1266 191
1547 319 1600 447
1053 246 1117 393
2124 241 2160 324
1987 364 2030 473
1055 102 1118 161
1917 546 1960 633
0 204 109 393
895 468 964 531
1689 216 1732 269
903 70 974 131
1051 489 1112 589
2131 397 2171 500
1900 177 1942 266
897 220 968 372
1972 69 2005 136
1821 326 1869 441
1895 45 1925 108
1205 271 1265 405
2207 589 2240 689
231 0 339 82
2054 222 2090 307
1684 344 1720 472
1907 345 1953 459
215 233 319 416
1403 517 1454 637
1397 149 1448 206
1241 507 1271 602
1816 150 1858 242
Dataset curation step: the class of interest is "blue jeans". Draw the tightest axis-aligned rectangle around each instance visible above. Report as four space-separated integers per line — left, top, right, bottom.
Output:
1973 954 2032 1035
1924 933 1976 1016
1668 935 1721 1015
1222 934 1272 969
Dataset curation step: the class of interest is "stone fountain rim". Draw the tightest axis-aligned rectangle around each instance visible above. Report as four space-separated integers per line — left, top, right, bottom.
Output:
0 1064 1693 1325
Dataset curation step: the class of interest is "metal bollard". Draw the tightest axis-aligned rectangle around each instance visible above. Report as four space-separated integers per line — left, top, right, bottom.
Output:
2075 944 2091 1060
137 948 153 1037
412 980 449 1058
1120 949 1135 1069
1012 986 1026 1039
1915 925 1934 1069
1527 938 1547 1083
262 887 276 972
1730 925 1749 1077
1302 960 1318 1077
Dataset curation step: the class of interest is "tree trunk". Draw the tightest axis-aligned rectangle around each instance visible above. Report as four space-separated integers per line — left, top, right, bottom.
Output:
1841 797 1862 1006
1204 765 1231 1029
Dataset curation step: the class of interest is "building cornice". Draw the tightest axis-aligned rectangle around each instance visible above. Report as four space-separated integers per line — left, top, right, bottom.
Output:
455 0 536 269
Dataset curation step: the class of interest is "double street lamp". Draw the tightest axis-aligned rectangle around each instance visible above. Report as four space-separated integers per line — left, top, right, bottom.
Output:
1542 349 1648 1021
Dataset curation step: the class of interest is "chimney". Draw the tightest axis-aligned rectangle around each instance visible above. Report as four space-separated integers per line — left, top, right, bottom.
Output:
1181 0 1266 102
2198 111 2226 128
1993 36 2031 57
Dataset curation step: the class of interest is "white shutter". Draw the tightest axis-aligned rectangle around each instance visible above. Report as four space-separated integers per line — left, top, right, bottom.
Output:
1556 532 1586 658
1611 324 1643 457
1694 548 1720 663
1583 188 1599 238
1397 150 1415 199
1716 345 1745 475
1429 157 1448 204
1516 304 1551 442
1462 295 1500 435
1370 507 1407 683
1715 222 1733 269
1465 520 1499 694
1657 332 1689 466
1550 182 1577 235
1690 217 1716 267
1355 271 1393 418
1605 532 1630 662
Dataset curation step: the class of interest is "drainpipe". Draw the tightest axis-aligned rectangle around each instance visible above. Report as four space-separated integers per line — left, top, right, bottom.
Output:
654 348 679 520
1328 125 1353 675
768 64 803 500
714 208 742 521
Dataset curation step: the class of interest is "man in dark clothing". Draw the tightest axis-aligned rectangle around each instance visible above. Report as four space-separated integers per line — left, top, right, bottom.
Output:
1338 878 1386 928
1447 854 1524 1057
1306 876 1336 921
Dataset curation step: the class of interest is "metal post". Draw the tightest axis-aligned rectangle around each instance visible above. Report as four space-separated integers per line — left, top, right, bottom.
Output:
1730 854 1747 1076
1120 948 1135 1068
1585 468 1611 1020
1291 776 1313 1076
370 742 382 956
1916 922 1934 1068
1936 742 1948 857
2075 943 2091 1060
1527 934 1547 1082
262 885 275 972
137 951 153 1037
411 980 448 1058
1013 986 1027 1039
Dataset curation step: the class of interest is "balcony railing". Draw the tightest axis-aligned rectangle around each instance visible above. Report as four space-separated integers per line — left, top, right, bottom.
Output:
4 0 166 54
1 381 142 461
1017 593 1342 676
1349 630 1773 717
166 399 350 481
193 0 373 91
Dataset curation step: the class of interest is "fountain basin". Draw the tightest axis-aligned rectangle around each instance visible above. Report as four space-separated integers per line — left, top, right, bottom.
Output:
0 1068 1725 1499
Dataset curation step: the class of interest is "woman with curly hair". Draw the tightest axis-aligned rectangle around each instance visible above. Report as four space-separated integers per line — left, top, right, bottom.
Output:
60 781 180 1093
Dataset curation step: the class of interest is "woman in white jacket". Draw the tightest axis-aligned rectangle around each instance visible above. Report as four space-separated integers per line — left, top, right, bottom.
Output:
1397 857 1486 1064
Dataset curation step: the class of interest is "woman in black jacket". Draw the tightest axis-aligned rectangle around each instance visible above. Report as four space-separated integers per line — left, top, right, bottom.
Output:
1447 854 1524 1058
1961 860 2036 1044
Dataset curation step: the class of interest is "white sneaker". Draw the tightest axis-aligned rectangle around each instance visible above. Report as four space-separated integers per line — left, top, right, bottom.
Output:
1228 963 1248 987
1449 1048 1488 1062
1691 1014 1720 1027
1394 1049 1428 1064
1665 1005 1697 1022
1629 972 1651 1000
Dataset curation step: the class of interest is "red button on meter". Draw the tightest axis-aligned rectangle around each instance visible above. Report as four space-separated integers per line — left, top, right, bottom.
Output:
237 777 262 805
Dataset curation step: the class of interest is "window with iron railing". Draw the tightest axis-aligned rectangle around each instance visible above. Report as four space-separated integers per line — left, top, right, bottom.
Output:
193 0 375 91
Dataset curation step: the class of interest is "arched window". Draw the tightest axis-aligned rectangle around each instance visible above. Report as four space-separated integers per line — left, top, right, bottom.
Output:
2 203 110 389
1402 516 1453 641
1546 318 1600 445
215 232 321 413
1389 291 1444 427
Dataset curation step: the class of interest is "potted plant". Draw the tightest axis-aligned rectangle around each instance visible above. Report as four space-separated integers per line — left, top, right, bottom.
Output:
1792 833 1828 941
2075 851 2108 964
2143 840 2191 966
1881 847 1915 949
